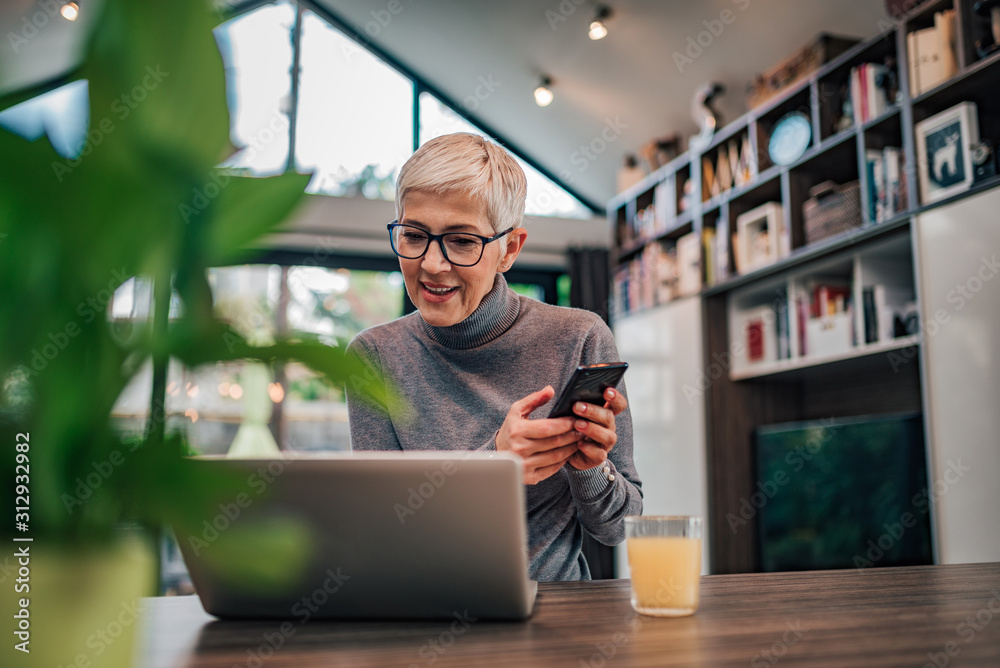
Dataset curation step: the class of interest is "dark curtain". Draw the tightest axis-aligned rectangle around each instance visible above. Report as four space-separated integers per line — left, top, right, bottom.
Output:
567 247 616 579
568 247 611 325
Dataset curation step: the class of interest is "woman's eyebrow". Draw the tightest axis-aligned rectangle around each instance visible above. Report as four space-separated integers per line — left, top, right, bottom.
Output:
400 218 481 233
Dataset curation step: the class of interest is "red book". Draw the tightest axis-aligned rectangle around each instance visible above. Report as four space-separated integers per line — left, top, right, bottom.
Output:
747 318 765 361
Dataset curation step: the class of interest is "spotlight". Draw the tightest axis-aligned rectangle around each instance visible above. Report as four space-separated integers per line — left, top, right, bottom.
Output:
61 2 80 21
588 6 611 40
534 76 554 107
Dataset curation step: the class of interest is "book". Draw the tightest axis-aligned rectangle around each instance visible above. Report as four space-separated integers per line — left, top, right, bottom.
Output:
883 146 903 216
916 26 945 92
813 283 851 318
872 284 893 342
676 231 702 297
935 9 958 81
739 305 778 364
728 140 741 188
716 216 731 282
866 149 886 222
653 181 672 234
862 286 878 344
702 227 717 288
907 30 920 96
702 156 716 201
740 133 757 182
716 145 733 193
796 296 808 357
776 298 790 360
859 62 869 123
850 64 864 124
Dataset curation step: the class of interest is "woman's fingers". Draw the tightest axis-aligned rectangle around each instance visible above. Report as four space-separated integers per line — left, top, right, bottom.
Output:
573 415 617 450
571 401 615 429
525 442 579 469
604 387 628 415
525 452 577 485
509 385 555 419
574 440 609 463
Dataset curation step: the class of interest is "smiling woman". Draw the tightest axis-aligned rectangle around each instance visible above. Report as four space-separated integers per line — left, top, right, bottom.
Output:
346 133 643 582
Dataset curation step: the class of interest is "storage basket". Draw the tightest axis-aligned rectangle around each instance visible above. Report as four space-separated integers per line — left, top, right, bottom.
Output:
803 180 862 244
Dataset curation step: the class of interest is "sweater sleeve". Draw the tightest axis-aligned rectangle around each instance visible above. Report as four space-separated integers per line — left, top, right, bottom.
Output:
345 335 403 452
565 317 644 545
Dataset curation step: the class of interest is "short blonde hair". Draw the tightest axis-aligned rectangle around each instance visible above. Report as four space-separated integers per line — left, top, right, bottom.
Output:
395 133 527 234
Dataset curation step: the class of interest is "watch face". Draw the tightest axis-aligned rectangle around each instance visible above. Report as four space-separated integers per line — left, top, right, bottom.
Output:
769 112 812 166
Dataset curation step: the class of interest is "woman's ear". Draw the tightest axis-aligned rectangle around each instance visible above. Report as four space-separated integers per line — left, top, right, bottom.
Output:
498 227 528 272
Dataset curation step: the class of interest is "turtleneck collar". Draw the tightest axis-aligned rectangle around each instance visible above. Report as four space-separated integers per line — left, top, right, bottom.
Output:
420 274 520 349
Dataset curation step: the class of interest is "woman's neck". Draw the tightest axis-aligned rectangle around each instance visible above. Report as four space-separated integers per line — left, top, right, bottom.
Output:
420 274 520 349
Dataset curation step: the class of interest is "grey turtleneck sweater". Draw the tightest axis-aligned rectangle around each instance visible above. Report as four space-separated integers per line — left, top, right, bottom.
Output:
346 274 643 582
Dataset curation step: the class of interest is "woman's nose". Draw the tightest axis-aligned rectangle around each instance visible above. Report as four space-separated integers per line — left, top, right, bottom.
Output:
421 238 452 272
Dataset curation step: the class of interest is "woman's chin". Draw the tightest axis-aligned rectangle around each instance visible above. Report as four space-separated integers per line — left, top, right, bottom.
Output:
416 303 461 328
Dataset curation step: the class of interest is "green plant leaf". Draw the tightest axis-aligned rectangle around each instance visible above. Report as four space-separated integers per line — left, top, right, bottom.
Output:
204 173 312 266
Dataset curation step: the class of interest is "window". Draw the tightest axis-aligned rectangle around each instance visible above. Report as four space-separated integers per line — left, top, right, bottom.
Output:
111 265 405 454
212 1 593 215
296 10 412 199
0 79 89 158
418 93 590 219
214 1 295 176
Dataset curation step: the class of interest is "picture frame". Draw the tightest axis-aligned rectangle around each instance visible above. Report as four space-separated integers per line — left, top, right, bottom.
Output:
735 202 785 273
915 101 979 204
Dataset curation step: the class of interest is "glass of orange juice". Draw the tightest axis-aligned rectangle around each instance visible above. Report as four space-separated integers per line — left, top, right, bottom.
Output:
625 516 702 617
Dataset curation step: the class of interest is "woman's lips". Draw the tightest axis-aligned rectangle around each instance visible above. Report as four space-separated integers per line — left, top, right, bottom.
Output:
420 282 458 303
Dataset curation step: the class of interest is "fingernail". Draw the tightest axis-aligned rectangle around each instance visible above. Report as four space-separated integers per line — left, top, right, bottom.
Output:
606 388 616 399
575 402 587 413
575 420 588 431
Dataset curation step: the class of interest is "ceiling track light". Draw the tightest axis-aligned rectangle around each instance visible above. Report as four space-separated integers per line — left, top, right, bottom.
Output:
534 76 554 107
61 2 80 21
589 5 611 40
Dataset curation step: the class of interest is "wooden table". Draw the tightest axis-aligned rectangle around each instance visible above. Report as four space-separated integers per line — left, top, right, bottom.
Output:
139 562 1000 667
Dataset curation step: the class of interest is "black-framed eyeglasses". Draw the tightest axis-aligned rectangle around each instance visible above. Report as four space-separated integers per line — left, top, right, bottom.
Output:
387 221 514 267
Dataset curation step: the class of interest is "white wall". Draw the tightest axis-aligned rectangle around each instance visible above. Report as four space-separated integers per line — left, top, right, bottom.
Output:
915 186 1000 564
612 296 710 576
261 192 609 269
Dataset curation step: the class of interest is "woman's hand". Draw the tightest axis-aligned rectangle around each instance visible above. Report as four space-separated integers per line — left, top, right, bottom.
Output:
566 387 628 472
496 386 584 485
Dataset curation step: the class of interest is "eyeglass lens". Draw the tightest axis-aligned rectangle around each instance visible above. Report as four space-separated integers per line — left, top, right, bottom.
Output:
391 227 485 265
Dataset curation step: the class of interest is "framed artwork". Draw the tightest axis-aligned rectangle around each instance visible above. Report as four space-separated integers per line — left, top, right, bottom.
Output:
915 101 979 204
736 202 785 273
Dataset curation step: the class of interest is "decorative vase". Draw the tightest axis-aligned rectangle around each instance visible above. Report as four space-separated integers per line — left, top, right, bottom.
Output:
1 533 156 668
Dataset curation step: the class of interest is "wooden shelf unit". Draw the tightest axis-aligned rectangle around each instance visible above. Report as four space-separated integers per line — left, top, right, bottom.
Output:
608 1 1000 574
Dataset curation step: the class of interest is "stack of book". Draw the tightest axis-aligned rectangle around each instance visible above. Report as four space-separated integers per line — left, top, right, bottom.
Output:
865 146 908 223
613 231 703 316
849 62 892 124
861 284 915 344
701 222 734 288
701 133 757 202
907 9 958 96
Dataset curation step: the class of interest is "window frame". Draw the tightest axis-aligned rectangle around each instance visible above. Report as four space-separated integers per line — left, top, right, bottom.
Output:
221 0 601 214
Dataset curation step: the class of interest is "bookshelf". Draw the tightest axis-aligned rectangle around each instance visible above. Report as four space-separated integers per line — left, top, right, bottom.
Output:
608 0 1000 574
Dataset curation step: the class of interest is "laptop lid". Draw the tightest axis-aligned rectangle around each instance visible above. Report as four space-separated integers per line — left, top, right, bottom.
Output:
174 451 537 620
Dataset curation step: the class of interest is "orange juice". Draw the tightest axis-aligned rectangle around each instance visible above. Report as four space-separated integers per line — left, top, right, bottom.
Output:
626 536 701 616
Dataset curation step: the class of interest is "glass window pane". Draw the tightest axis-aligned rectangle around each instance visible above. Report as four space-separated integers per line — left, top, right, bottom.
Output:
111 264 405 455
418 92 591 219
296 10 413 200
0 79 89 158
214 1 294 176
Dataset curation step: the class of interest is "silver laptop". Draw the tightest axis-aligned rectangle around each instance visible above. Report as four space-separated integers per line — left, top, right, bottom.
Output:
174 451 537 620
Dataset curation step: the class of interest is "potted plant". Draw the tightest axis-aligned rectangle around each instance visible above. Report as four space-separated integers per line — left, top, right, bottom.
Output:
0 1 384 665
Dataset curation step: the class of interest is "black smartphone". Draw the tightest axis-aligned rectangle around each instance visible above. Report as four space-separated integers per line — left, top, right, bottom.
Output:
548 362 628 419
